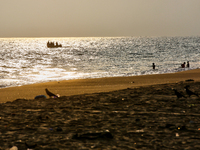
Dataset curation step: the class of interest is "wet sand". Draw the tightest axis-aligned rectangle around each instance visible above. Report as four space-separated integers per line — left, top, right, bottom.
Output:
0 69 200 103
1 69 200 149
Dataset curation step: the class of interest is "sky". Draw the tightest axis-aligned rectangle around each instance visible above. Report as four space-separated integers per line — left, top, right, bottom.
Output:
1 0 200 37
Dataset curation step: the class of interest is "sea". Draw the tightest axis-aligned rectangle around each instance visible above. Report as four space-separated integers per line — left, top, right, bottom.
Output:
0 36 200 88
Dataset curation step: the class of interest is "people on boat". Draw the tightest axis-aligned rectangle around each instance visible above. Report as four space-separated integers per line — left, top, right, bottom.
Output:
47 41 62 48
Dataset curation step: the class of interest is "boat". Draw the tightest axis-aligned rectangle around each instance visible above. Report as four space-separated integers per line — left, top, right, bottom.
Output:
47 41 62 48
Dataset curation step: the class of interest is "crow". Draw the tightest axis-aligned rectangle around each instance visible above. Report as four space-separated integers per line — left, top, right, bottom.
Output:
184 85 199 97
172 89 186 99
45 88 58 98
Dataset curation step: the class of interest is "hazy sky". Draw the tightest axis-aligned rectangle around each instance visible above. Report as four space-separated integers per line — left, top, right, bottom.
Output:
1 0 200 37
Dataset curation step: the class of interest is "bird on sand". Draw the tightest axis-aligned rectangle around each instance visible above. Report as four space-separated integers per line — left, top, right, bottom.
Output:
45 88 58 98
184 85 199 97
172 89 186 99
25 142 37 149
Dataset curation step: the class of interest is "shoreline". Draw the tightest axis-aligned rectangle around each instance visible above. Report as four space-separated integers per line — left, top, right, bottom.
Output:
0 69 200 103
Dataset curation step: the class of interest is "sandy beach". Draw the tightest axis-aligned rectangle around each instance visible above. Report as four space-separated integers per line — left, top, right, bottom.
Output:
1 69 200 149
0 69 200 103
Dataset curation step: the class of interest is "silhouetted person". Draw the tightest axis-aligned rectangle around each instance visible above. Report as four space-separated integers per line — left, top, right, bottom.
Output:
184 85 199 97
47 41 50 47
181 62 186 68
172 89 186 99
45 88 58 98
152 63 155 70
187 61 190 68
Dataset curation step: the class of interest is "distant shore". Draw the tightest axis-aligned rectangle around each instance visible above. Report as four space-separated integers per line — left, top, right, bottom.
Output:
0 69 200 103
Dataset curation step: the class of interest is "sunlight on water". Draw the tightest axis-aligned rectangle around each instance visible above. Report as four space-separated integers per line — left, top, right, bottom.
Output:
0 37 200 88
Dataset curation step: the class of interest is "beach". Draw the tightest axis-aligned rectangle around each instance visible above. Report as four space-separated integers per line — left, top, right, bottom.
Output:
1 69 200 149
1 69 200 103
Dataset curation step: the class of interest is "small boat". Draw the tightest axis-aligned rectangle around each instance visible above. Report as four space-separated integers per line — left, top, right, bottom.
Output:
47 41 62 48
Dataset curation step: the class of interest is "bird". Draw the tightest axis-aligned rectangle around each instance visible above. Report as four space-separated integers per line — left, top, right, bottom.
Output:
172 89 186 99
25 142 37 149
184 85 199 97
45 88 58 98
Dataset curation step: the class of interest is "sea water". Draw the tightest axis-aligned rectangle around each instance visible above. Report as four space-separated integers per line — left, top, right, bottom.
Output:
0 36 200 88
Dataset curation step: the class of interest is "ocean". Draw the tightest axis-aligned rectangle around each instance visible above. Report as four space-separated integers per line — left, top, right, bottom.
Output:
0 36 200 88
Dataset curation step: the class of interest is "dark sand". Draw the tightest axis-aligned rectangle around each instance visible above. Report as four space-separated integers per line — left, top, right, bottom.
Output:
1 78 200 149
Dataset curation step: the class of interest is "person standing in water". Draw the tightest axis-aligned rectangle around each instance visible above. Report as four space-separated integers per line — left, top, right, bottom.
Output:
152 63 155 70
187 61 190 68
181 62 186 68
